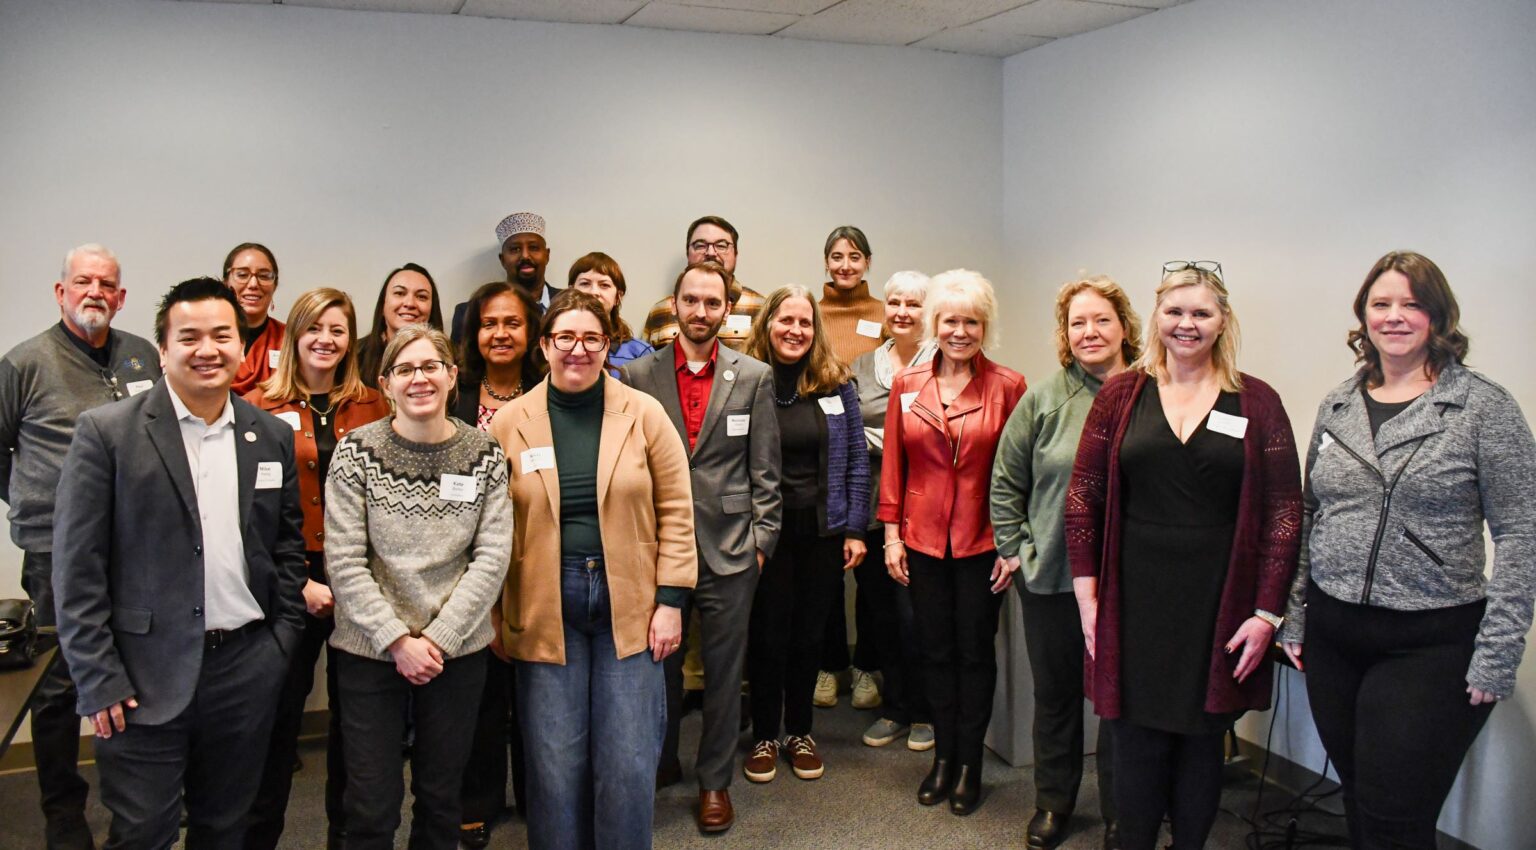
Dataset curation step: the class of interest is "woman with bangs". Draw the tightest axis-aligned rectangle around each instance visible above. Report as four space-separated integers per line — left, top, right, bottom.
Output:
991 275 1141 850
356 263 446 389
738 285 869 784
1065 262 1301 850
568 251 654 372
878 270 1026 815
244 287 390 849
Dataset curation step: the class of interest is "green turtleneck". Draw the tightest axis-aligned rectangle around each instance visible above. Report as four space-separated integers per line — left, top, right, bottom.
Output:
549 374 605 558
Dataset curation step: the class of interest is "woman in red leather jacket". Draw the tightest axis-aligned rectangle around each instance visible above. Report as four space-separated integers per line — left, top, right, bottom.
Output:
878 269 1026 815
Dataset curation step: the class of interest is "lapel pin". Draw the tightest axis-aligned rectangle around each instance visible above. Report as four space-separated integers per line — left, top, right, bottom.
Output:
245 431 257 443
723 370 735 382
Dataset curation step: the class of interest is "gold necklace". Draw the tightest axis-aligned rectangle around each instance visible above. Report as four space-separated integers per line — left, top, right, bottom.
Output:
483 377 522 403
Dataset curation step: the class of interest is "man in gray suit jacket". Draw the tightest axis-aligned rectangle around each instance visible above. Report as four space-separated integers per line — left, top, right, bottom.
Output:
53 279 306 849
622 261 781 834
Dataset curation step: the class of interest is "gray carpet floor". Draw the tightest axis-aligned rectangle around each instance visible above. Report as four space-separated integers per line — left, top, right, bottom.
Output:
0 699 1345 849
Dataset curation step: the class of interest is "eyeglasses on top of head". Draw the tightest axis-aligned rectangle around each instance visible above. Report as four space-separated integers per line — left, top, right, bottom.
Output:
1162 260 1223 281
386 360 451 380
688 240 735 255
545 332 610 353
228 269 277 284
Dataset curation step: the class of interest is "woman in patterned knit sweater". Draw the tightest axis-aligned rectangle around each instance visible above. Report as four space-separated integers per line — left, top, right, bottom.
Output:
324 324 512 850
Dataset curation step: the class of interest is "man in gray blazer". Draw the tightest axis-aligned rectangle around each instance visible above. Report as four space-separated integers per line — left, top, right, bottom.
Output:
622 260 781 834
53 278 306 849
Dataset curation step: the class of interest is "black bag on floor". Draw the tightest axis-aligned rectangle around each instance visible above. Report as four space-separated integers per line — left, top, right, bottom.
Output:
0 598 37 669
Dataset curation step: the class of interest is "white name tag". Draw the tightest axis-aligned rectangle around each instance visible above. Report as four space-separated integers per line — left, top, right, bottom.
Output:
439 473 478 502
1207 410 1249 439
724 314 752 332
520 446 555 474
268 349 281 370
818 395 845 415
126 380 153 397
856 319 883 339
276 411 302 430
899 391 919 413
1319 432 1335 452
255 461 283 489
727 414 750 436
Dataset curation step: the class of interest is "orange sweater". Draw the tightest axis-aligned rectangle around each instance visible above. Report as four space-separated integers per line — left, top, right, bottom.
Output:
819 281 885 367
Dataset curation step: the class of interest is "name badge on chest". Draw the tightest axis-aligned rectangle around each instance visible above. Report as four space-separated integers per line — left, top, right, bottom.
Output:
439 473 478 502
818 395 844 416
520 446 555 474
255 462 283 489
1206 409 1248 439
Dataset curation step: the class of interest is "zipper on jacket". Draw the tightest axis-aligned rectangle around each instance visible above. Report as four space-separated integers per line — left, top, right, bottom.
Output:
1324 428 1432 604
1402 526 1445 566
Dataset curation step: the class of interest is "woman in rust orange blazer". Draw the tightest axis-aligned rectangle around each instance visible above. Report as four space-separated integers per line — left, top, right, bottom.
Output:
243 286 390 848
878 269 1026 816
489 291 696 850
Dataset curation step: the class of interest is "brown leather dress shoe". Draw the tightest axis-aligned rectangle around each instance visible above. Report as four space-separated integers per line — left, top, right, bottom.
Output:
697 789 735 834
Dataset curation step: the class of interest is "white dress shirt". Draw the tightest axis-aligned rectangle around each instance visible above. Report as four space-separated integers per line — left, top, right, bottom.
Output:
167 386 264 631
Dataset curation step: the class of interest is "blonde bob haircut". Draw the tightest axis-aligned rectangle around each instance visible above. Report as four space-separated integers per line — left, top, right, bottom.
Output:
744 285 852 397
923 269 999 350
378 324 459 409
259 287 372 405
1135 267 1243 392
1053 276 1142 369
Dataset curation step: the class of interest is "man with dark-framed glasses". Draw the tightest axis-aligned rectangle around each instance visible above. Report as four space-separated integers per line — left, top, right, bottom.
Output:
0 242 159 849
641 215 767 351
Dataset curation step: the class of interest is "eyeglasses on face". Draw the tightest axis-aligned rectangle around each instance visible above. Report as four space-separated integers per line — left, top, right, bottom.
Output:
228 268 277 285
1162 260 1223 281
688 240 735 255
545 332 610 353
386 360 450 380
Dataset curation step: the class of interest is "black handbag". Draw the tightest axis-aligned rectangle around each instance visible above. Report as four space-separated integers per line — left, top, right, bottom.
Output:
0 598 38 669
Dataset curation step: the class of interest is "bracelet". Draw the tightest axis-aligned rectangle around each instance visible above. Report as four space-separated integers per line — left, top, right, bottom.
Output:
883 540 904 549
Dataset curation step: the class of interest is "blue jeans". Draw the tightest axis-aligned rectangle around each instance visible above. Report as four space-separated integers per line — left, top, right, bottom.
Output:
517 555 667 850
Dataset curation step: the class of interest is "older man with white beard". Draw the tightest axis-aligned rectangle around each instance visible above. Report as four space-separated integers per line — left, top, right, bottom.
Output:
0 243 160 849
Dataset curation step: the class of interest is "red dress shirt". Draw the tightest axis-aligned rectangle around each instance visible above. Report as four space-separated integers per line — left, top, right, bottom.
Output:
674 340 718 451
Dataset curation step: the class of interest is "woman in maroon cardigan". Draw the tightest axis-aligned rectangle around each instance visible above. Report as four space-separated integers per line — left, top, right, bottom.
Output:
1065 262 1301 850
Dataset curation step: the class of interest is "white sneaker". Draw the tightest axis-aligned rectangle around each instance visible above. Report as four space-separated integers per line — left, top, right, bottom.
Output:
850 668 882 709
813 670 838 707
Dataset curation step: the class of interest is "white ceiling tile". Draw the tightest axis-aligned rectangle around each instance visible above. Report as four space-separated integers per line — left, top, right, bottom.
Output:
678 0 836 13
459 0 646 24
774 0 940 45
974 0 1152 39
626 2 801 35
912 26 1051 57
282 0 460 13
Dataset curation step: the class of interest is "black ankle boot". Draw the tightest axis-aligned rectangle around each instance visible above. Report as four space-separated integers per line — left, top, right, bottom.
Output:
917 757 952 805
949 763 981 815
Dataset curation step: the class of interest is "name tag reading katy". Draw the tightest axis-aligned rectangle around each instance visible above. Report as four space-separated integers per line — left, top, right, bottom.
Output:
255 462 283 489
900 391 919 413
269 350 281 370
1207 410 1249 439
520 446 555 474
276 411 302 430
727 414 750 436
126 380 154 397
818 395 844 415
856 319 883 339
724 314 752 332
439 473 478 503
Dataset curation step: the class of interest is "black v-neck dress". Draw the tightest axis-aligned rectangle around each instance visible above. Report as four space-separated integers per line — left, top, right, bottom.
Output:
1117 383 1246 734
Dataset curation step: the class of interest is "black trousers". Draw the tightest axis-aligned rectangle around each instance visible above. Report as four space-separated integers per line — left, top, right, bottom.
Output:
336 648 487 850
1019 587 1116 819
246 555 345 850
22 551 94 850
858 552 930 724
1303 582 1493 850
1110 720 1225 850
747 509 846 740
819 557 882 672
906 548 1004 768
95 623 287 850
459 654 527 824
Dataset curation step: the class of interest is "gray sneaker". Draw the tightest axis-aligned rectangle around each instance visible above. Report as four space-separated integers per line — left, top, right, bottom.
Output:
862 717 909 747
907 723 936 751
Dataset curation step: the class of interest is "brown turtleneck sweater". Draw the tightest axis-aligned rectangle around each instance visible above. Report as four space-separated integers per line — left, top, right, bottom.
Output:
819 280 886 366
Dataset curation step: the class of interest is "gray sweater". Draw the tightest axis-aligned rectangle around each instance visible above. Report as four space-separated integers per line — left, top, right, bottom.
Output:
324 418 512 661
0 324 160 551
1281 363 1536 696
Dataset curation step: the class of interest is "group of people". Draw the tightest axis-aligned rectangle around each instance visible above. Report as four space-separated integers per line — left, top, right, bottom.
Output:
2 210 1531 850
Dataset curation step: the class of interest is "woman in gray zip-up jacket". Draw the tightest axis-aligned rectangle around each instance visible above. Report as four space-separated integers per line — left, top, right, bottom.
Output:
1280 251 1536 850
